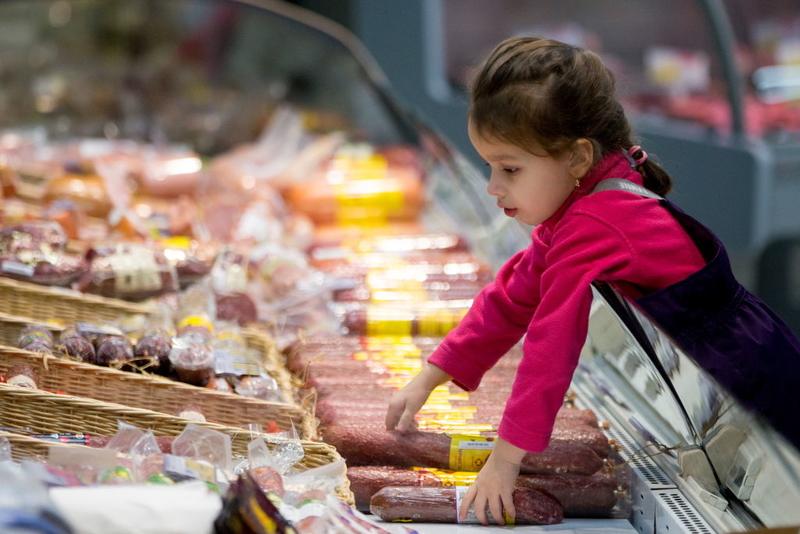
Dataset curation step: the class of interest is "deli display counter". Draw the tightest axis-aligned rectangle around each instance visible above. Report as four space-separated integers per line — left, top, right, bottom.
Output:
0 1 798 533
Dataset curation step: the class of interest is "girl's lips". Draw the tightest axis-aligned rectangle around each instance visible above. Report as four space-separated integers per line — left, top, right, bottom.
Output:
503 208 518 218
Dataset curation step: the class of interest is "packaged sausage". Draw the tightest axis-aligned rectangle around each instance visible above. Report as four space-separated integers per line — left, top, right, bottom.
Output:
169 339 215 386
59 334 97 364
0 249 87 287
370 486 563 525
0 220 67 253
16 324 54 350
134 329 173 374
77 243 178 300
6 362 38 389
96 336 134 368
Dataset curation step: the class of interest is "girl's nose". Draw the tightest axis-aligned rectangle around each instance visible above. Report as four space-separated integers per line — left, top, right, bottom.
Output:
486 173 501 197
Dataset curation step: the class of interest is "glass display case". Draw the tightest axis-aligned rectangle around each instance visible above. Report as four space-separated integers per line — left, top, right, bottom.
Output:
1 2 798 533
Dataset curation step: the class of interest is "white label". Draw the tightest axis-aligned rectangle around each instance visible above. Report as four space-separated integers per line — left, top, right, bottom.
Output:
108 251 162 294
454 485 479 524
458 441 495 450
1 261 34 277
7 375 37 388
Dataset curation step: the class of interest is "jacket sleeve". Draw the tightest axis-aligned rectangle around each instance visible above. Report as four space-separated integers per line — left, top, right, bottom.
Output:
427 241 544 391
498 213 635 452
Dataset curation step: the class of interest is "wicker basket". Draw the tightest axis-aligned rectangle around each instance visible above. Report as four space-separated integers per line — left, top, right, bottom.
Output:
0 277 157 324
0 345 318 438
0 383 340 468
0 280 300 398
0 426 354 505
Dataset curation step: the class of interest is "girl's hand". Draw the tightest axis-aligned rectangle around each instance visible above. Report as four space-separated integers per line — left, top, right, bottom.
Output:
385 363 451 432
457 438 525 526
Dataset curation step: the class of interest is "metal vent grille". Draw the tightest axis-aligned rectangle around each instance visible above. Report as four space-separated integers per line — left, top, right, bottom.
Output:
572 385 673 487
657 491 713 534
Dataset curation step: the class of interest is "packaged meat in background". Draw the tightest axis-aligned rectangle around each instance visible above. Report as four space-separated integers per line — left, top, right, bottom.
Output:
210 247 249 296
0 248 87 287
43 173 112 218
6 362 39 389
169 338 215 386
77 243 178 300
215 292 258 326
283 149 425 227
158 237 218 289
0 220 67 253
206 105 343 197
136 148 202 199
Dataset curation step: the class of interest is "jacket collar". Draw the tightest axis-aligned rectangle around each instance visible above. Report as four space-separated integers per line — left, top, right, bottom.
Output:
539 151 641 231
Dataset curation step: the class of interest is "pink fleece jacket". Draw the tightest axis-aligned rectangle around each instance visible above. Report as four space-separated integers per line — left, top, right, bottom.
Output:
427 152 706 452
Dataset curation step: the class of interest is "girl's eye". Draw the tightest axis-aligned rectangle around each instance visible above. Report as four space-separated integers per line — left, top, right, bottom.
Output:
503 167 519 175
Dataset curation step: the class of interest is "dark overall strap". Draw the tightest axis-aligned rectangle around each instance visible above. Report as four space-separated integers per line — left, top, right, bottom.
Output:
590 178 701 442
592 178 663 200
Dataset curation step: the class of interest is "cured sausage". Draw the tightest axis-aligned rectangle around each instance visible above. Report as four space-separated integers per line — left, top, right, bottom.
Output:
370 486 563 524
323 424 604 476
348 466 617 517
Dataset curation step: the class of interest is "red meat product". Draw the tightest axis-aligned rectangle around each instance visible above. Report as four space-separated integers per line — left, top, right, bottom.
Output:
550 426 611 458
249 466 285 497
370 486 563 525
348 467 617 517
348 466 443 510
0 221 67 253
16 325 54 349
59 335 97 364
215 292 258 325
134 330 172 373
323 424 603 476
96 336 134 368
78 244 178 300
169 340 214 386
515 473 617 517
0 250 87 287
6 362 38 389
87 435 175 453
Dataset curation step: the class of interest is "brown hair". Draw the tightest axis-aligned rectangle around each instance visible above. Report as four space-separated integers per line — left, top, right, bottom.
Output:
469 37 672 196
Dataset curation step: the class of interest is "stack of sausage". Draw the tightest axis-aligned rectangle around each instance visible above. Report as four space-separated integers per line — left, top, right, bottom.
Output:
289 336 624 525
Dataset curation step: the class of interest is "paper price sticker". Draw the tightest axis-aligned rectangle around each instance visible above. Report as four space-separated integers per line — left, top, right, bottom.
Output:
108 251 162 295
448 435 495 471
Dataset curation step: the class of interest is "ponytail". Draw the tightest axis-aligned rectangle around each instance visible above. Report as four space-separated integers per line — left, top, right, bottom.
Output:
628 145 672 197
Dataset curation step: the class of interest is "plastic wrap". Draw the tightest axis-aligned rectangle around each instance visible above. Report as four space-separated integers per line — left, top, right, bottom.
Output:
0 220 67 253
370 486 563 525
347 466 618 517
0 249 87 287
323 424 604 476
78 243 178 300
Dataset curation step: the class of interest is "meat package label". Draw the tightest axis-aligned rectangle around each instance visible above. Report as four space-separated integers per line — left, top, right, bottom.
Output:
455 485 515 525
448 434 495 471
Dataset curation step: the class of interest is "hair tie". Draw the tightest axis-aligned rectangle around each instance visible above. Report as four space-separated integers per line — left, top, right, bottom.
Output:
628 145 648 166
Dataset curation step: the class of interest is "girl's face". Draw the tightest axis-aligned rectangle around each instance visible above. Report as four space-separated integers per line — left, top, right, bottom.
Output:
469 123 580 227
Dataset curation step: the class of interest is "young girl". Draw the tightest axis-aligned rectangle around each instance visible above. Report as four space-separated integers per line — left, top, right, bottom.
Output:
385 37 800 525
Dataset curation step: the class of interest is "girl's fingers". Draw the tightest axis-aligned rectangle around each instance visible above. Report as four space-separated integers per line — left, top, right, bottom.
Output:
458 485 476 521
500 492 516 526
395 409 415 432
473 493 490 525
488 494 505 526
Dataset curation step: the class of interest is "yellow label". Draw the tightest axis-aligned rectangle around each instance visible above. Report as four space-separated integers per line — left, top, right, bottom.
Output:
365 307 414 337
448 434 495 471
411 467 477 486
177 315 214 333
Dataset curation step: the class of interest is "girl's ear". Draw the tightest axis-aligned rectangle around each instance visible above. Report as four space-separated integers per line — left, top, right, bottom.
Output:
569 139 594 178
